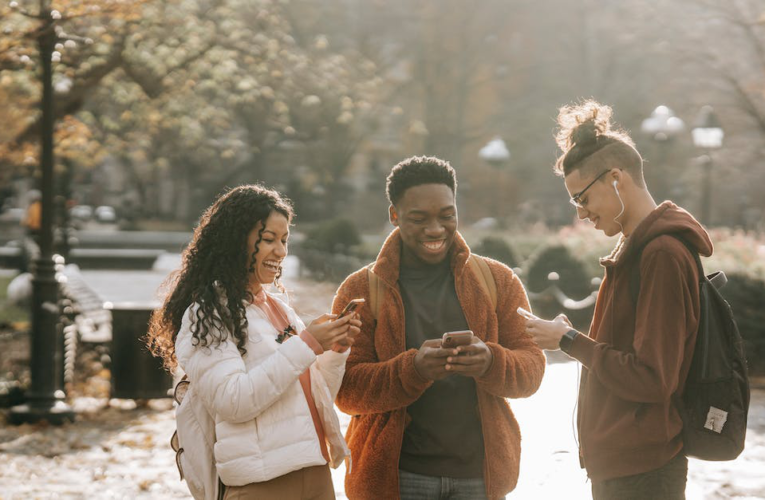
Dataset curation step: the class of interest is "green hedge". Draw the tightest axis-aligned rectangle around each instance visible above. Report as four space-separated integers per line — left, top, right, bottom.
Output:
303 218 362 255
296 225 765 375
474 236 518 268
524 244 594 331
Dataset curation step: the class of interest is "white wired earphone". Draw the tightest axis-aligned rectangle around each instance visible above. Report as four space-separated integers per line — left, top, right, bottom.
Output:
571 180 628 455
568 180 629 468
613 180 625 232
571 181 626 461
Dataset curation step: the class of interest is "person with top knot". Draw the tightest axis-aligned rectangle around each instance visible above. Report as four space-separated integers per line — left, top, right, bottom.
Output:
526 100 714 500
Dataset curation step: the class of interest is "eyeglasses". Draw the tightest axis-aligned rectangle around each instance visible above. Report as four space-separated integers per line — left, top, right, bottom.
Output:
569 170 610 209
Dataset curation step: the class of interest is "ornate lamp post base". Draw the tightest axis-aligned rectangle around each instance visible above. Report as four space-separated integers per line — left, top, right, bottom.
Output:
9 255 76 425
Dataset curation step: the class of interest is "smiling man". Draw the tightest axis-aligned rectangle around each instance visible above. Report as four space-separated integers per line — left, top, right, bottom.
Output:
332 156 545 500
526 101 713 500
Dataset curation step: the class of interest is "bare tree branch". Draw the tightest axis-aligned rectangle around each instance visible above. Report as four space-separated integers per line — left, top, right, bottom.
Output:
121 37 217 98
684 46 765 132
13 35 127 145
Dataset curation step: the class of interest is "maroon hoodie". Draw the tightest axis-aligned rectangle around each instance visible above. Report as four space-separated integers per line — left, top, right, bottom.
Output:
567 201 713 482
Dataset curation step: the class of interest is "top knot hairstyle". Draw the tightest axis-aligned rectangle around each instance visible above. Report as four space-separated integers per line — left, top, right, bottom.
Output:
554 100 645 186
146 184 294 371
386 156 457 206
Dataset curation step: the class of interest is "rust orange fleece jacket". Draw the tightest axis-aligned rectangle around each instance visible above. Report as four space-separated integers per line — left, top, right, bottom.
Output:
332 229 546 500
567 201 713 482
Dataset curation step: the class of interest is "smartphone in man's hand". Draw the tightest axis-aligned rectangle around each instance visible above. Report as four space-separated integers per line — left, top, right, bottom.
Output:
441 330 474 349
339 298 365 318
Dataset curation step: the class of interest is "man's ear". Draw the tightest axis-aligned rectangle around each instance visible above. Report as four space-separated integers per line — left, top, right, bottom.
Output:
389 205 399 227
610 168 624 188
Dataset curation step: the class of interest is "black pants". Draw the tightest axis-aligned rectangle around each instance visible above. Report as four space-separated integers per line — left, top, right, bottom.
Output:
592 453 688 500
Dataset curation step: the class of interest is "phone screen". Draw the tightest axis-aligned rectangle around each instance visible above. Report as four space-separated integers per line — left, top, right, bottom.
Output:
442 330 473 349
340 298 365 317
517 307 539 321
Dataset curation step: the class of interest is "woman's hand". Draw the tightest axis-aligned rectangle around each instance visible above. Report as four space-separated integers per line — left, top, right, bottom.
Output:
306 313 354 351
331 314 361 351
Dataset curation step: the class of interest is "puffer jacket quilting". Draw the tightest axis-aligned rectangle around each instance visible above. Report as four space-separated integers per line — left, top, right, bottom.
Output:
175 294 351 487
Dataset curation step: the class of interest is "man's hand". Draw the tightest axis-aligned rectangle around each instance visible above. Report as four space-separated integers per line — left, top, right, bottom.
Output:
414 339 452 381
525 314 572 351
445 337 493 378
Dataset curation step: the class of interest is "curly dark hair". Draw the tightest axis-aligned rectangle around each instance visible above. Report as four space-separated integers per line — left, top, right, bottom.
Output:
146 184 294 371
554 99 644 186
386 156 457 206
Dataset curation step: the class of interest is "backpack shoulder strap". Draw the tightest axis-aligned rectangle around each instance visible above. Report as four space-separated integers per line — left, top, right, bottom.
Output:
629 234 702 308
468 254 497 311
367 263 383 320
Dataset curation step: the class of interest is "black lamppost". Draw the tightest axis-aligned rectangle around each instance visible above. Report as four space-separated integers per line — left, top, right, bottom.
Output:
479 136 511 223
692 106 724 227
10 0 74 424
640 105 686 202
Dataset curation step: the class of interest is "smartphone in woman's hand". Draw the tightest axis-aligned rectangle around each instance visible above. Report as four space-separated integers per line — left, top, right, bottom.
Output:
339 298 365 318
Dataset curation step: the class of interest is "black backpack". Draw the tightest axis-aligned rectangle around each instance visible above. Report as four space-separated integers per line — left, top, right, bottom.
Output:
630 234 750 461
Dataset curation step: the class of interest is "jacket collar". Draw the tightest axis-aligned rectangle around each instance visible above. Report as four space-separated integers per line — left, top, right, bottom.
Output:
371 228 471 286
599 200 713 268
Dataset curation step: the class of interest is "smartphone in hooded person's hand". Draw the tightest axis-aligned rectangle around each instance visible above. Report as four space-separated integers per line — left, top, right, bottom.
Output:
517 307 540 321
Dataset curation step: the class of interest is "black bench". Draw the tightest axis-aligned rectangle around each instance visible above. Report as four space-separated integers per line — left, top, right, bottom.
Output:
60 269 171 400
68 248 165 270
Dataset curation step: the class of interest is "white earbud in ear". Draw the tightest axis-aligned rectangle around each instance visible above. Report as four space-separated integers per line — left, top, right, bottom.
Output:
612 180 618 188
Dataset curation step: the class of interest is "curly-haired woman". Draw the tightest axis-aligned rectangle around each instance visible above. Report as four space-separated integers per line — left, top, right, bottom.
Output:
147 184 359 500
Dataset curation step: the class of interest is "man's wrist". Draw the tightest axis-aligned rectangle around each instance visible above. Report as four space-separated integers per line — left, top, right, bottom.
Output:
558 329 580 353
478 344 494 378
412 352 430 381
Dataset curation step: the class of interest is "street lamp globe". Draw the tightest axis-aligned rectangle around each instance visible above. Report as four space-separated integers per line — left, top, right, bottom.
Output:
641 105 686 142
692 105 724 149
479 137 511 167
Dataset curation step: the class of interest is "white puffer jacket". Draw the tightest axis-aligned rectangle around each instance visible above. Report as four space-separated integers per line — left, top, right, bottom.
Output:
175 294 351 487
